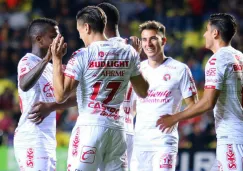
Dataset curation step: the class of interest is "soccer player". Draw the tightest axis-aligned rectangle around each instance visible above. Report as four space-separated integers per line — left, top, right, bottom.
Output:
51 6 149 171
14 18 76 171
132 21 197 171
97 2 140 169
156 13 243 170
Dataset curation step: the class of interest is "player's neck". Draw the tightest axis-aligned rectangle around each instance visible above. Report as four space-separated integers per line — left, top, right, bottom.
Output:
85 33 107 47
105 27 120 39
148 53 167 68
31 45 46 58
211 40 230 53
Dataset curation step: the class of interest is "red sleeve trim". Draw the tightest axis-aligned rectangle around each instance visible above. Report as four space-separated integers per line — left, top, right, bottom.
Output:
204 85 216 89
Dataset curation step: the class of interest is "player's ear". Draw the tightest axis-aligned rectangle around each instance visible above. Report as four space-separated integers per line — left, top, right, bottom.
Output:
84 23 91 34
212 29 219 39
162 37 167 45
36 35 43 45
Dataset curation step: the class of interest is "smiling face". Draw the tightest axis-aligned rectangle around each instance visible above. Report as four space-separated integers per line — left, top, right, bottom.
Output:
141 29 165 61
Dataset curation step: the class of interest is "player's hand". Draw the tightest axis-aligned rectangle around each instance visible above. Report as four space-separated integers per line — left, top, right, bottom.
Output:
51 34 67 60
126 36 142 54
28 101 52 124
156 114 177 132
43 45 52 62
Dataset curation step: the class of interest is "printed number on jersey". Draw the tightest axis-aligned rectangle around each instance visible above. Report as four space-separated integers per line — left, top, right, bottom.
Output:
90 81 122 104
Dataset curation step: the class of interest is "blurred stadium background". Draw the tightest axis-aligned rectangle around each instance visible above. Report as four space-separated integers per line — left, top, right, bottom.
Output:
0 0 243 170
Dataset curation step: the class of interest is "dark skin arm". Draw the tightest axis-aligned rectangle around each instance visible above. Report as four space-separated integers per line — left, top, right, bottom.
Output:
28 91 77 124
19 46 52 92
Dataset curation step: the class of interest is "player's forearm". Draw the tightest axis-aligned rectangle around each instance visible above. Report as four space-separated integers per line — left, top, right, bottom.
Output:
50 93 77 110
134 81 149 98
130 75 149 98
175 96 213 122
19 58 49 91
53 58 66 103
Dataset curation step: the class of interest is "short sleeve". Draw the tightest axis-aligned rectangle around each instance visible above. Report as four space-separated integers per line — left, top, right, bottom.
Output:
18 56 36 80
179 66 197 98
64 49 85 81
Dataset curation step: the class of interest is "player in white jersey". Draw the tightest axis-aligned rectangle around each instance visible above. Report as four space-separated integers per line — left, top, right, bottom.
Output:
26 4 140 170
131 21 198 171
14 18 76 171
97 3 141 170
50 6 149 171
156 13 243 170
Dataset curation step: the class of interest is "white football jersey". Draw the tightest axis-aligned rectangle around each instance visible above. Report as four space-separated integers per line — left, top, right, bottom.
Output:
15 53 56 151
204 46 243 144
64 40 141 130
135 57 197 150
108 37 135 134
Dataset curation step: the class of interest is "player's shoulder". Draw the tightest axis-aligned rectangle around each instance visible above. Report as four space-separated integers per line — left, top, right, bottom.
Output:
140 60 149 70
18 53 39 66
166 57 189 70
108 37 126 44
215 46 239 61
71 48 87 58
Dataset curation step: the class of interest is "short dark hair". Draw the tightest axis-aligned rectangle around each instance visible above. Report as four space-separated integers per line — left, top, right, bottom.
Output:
76 6 107 33
28 18 58 41
139 20 166 37
97 2 119 29
209 13 237 43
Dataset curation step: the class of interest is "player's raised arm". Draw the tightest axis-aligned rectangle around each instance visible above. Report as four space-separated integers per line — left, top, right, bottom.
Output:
19 45 52 92
51 34 79 103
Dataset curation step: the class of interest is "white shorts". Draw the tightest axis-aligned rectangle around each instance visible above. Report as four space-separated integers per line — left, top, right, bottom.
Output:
126 134 134 170
14 147 56 171
211 144 243 171
131 146 177 171
67 125 128 171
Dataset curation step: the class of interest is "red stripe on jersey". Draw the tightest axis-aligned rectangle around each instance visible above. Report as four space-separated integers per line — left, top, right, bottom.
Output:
21 56 28 61
204 85 216 89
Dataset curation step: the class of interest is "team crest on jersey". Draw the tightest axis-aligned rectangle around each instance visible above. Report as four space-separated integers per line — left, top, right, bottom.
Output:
163 74 171 81
80 146 96 164
159 154 173 168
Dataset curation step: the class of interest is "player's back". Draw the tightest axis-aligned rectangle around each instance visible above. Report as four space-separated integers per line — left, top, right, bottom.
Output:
209 46 243 139
65 40 140 130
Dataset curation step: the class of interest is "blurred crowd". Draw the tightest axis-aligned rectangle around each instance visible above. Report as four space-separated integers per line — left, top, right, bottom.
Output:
0 0 243 151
